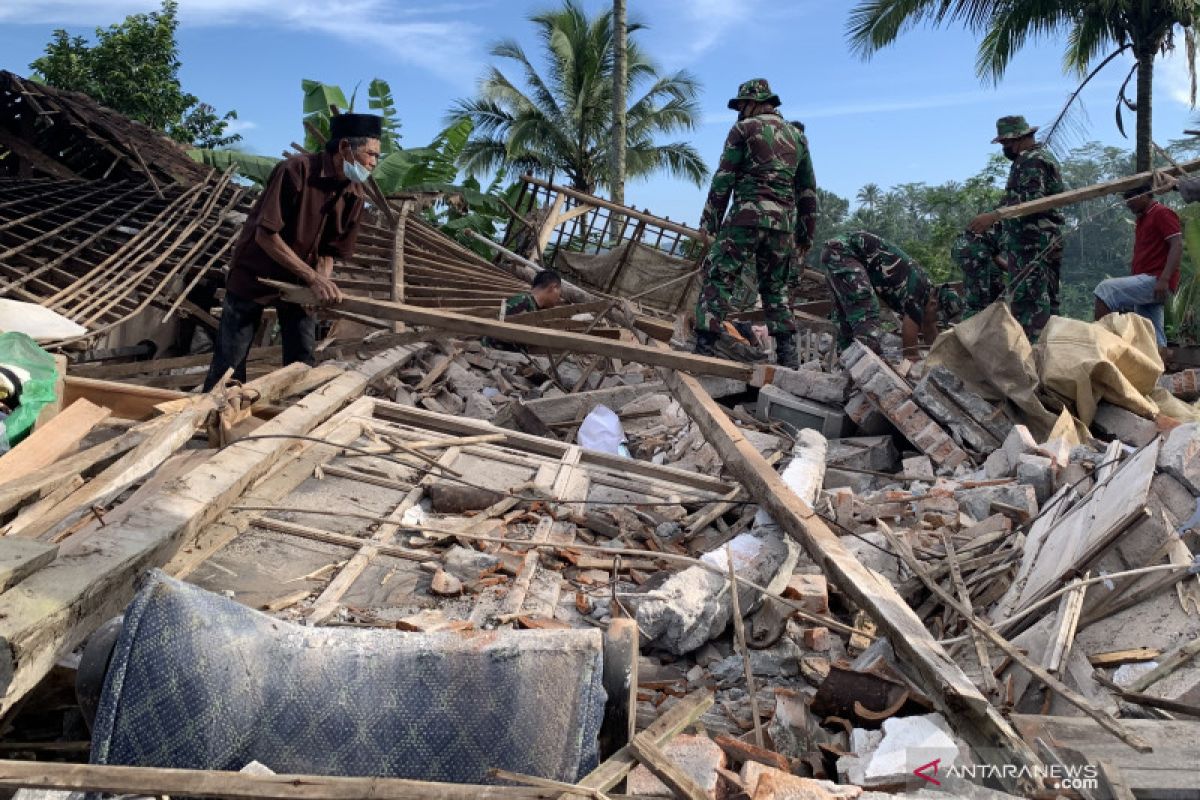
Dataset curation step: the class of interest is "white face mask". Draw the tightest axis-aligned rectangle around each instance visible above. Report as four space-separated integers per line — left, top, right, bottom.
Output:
342 149 371 184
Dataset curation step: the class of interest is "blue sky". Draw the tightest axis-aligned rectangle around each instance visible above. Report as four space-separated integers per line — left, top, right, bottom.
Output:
1 0 1197 227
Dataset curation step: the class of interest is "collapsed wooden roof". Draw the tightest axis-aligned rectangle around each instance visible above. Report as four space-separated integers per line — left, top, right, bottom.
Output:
0 70 210 187
0 173 249 343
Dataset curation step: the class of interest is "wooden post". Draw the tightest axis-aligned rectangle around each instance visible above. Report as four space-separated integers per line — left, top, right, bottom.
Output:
389 199 414 333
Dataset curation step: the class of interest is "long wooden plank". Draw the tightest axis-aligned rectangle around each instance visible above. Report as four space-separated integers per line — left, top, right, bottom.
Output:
62 376 186 421
0 760 566 800
0 399 110 480
996 157 1200 221
0 346 417 716
264 281 752 381
1012 716 1200 794
655 361 1042 794
0 539 57 592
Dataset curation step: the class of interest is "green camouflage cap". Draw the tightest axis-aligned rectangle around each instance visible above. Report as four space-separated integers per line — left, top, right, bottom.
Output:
936 284 964 321
728 78 781 110
992 115 1038 143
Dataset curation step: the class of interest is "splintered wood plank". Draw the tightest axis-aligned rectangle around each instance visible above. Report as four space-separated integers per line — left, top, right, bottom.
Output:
0 399 110 481
1012 716 1200 795
1009 442 1159 616
0 539 58 593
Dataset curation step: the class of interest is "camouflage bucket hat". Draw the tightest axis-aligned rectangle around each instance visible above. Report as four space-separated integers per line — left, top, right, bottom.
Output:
992 115 1038 143
728 78 781 110
937 284 964 321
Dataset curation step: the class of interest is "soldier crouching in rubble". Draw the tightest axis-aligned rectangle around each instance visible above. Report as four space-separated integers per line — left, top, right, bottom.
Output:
202 113 382 391
692 78 805 369
482 270 563 350
819 231 962 360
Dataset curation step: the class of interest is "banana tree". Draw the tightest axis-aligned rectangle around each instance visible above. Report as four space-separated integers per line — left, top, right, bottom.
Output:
1172 203 1200 344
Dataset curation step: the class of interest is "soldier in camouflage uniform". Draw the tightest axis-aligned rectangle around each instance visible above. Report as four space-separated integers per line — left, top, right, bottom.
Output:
482 270 563 350
785 120 819 308
693 78 805 368
820 231 963 358
969 116 1064 339
952 225 1007 319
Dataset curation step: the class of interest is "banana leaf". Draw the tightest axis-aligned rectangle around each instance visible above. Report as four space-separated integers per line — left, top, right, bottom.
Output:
187 149 280 186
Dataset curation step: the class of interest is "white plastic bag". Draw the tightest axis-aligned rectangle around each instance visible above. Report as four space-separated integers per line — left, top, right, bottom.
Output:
577 405 630 456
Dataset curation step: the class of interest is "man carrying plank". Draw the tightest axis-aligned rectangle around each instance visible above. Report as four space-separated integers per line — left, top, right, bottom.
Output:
968 115 1065 340
202 114 382 390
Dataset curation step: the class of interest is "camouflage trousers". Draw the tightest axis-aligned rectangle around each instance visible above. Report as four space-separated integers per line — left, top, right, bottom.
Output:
1005 223 1062 339
820 241 885 353
694 226 796 336
954 228 1007 320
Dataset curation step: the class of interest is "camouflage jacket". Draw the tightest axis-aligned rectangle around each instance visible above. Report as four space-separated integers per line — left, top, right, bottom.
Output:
502 292 540 318
1000 146 1065 229
829 231 932 324
700 111 807 240
794 128 818 250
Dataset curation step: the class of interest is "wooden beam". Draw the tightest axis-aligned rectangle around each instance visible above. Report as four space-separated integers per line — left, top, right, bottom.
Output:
462 229 600 306
996 157 1200 221
654 357 1042 794
0 399 110 481
564 689 713 798
263 282 752 381
0 539 58 593
627 738 708 800
63 376 186 421
0 760 568 800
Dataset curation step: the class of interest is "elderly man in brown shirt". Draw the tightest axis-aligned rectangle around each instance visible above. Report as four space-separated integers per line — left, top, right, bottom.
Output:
202 113 382 390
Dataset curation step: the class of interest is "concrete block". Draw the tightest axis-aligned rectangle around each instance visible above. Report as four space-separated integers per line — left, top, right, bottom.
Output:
1015 454 1054 505
925 365 1014 443
751 771 863 800
752 363 850 406
628 734 725 798
916 495 959 527
903 455 935 480
958 484 1038 522
844 391 893 435
462 392 497 420
441 546 501 583
912 374 1002 452
1001 425 1038 466
827 436 899 473
757 384 851 438
1159 368 1200 401
844 346 969 468
1159 422 1200 495
698 375 748 399
783 573 829 615
982 449 1011 479
1093 401 1159 447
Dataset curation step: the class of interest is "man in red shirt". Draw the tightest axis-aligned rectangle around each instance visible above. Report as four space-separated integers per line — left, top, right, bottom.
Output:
202 113 381 391
1093 185 1182 346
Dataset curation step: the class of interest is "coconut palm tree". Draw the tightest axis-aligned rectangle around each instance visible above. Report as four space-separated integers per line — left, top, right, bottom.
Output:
447 0 707 194
846 1 1200 171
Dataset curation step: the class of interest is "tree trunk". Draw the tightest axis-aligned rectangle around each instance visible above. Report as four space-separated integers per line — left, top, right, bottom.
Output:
609 0 627 239
1135 48 1155 172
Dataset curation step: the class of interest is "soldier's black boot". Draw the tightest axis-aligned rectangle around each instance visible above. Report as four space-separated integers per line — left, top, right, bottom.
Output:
775 333 799 370
693 329 718 356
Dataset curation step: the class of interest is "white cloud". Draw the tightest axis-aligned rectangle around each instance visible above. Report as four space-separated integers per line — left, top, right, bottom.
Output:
1158 45 1199 108
223 118 257 134
0 0 488 89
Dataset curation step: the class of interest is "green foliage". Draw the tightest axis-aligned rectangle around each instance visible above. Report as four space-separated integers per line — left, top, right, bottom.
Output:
30 0 240 148
447 0 707 194
845 1 1200 169
187 148 279 185
368 79 403 154
301 79 351 153
301 78 403 155
373 118 471 193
